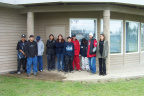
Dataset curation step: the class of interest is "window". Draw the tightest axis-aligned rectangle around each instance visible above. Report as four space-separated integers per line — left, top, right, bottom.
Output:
141 23 144 51
126 21 139 53
101 19 123 54
70 19 97 43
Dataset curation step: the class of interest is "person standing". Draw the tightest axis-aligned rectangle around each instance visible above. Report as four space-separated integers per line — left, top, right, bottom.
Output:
71 34 81 71
80 38 90 71
16 34 27 74
25 35 38 77
55 34 65 72
46 34 56 71
97 34 108 76
87 33 97 75
63 36 74 74
36 36 44 72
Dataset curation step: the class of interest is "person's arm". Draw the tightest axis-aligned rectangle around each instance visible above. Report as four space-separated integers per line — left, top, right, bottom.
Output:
46 40 51 48
72 43 75 56
63 43 66 56
35 42 38 56
16 41 20 50
92 39 97 52
41 42 44 53
25 43 29 57
78 41 80 53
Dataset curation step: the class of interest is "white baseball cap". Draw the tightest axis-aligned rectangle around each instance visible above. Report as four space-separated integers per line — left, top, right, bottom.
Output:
89 33 93 37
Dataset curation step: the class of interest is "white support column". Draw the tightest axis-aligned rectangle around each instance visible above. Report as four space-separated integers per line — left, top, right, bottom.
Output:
27 12 34 39
103 10 110 74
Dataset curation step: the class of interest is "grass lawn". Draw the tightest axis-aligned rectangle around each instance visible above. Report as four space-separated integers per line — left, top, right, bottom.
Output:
0 76 144 96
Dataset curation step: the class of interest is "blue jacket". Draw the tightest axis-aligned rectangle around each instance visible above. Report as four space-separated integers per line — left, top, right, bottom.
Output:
55 40 65 54
63 42 74 56
80 40 88 57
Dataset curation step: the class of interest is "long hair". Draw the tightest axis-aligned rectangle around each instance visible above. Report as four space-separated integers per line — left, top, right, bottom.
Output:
49 34 54 40
56 34 64 43
100 34 105 41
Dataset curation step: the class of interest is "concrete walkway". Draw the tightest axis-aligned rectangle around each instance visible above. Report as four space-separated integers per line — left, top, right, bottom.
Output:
2 64 144 82
62 64 144 82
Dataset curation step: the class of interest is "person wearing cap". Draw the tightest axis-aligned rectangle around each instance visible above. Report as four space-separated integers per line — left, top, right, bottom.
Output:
16 34 27 74
25 35 38 77
46 34 56 71
36 36 44 72
87 33 97 75
71 34 81 71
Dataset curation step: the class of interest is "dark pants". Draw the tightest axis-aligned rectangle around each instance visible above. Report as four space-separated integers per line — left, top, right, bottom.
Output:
47 54 55 70
17 58 27 72
64 55 73 72
99 58 106 74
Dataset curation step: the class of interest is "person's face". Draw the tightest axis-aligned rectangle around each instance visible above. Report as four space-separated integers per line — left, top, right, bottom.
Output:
100 35 104 41
50 36 54 40
59 36 62 40
21 37 26 41
68 38 71 42
72 37 76 40
29 37 34 41
89 35 93 39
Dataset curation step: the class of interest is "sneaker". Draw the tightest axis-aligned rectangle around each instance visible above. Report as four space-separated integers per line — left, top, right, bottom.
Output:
17 72 21 75
40 70 43 72
52 69 55 71
103 74 107 76
48 69 51 72
78 70 81 72
87 70 90 72
27 74 30 77
64 72 68 74
34 73 37 76
90 72 96 75
71 71 74 73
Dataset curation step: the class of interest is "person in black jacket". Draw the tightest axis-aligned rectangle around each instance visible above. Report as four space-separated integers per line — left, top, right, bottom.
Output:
46 34 56 71
25 35 38 77
80 38 90 71
16 34 27 75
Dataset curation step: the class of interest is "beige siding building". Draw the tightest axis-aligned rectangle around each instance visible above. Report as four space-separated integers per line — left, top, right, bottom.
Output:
0 0 144 73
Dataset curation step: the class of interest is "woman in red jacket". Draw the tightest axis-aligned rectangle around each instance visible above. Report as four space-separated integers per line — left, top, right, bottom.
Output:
71 34 81 71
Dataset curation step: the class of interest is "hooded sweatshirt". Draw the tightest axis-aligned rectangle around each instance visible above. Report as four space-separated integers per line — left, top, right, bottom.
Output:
55 40 65 54
71 38 80 56
37 39 44 56
25 40 38 57
63 42 74 56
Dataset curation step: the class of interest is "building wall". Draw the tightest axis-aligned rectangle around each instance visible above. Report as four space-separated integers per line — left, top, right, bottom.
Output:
0 7 27 73
35 12 144 68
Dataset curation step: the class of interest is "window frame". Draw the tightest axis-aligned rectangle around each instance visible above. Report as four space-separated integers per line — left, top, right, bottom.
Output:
69 18 97 40
141 23 144 52
125 20 140 54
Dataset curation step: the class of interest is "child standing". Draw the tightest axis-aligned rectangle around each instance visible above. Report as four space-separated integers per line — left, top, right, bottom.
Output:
63 37 74 74
80 38 90 71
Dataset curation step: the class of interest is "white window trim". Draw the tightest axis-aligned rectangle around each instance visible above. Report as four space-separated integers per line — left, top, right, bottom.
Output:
101 19 123 55
125 20 140 54
141 23 144 52
69 18 97 40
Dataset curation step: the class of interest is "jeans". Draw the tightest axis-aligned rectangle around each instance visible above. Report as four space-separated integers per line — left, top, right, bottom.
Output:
99 58 106 74
88 57 96 73
64 55 73 72
57 54 64 71
47 54 55 70
17 58 27 72
37 56 43 71
27 56 38 74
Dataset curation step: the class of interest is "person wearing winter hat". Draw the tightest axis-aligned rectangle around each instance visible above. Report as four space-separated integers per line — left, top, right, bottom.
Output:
36 36 44 72
87 33 97 75
16 34 27 75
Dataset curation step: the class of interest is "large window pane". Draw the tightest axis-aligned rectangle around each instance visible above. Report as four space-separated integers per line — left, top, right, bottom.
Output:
101 19 123 54
70 19 96 43
141 23 144 51
126 21 139 53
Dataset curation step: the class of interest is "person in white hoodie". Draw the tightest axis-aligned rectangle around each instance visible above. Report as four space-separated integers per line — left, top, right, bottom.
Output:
36 36 44 72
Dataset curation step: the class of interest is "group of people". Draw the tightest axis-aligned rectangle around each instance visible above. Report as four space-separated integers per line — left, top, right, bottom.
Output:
16 33 108 77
